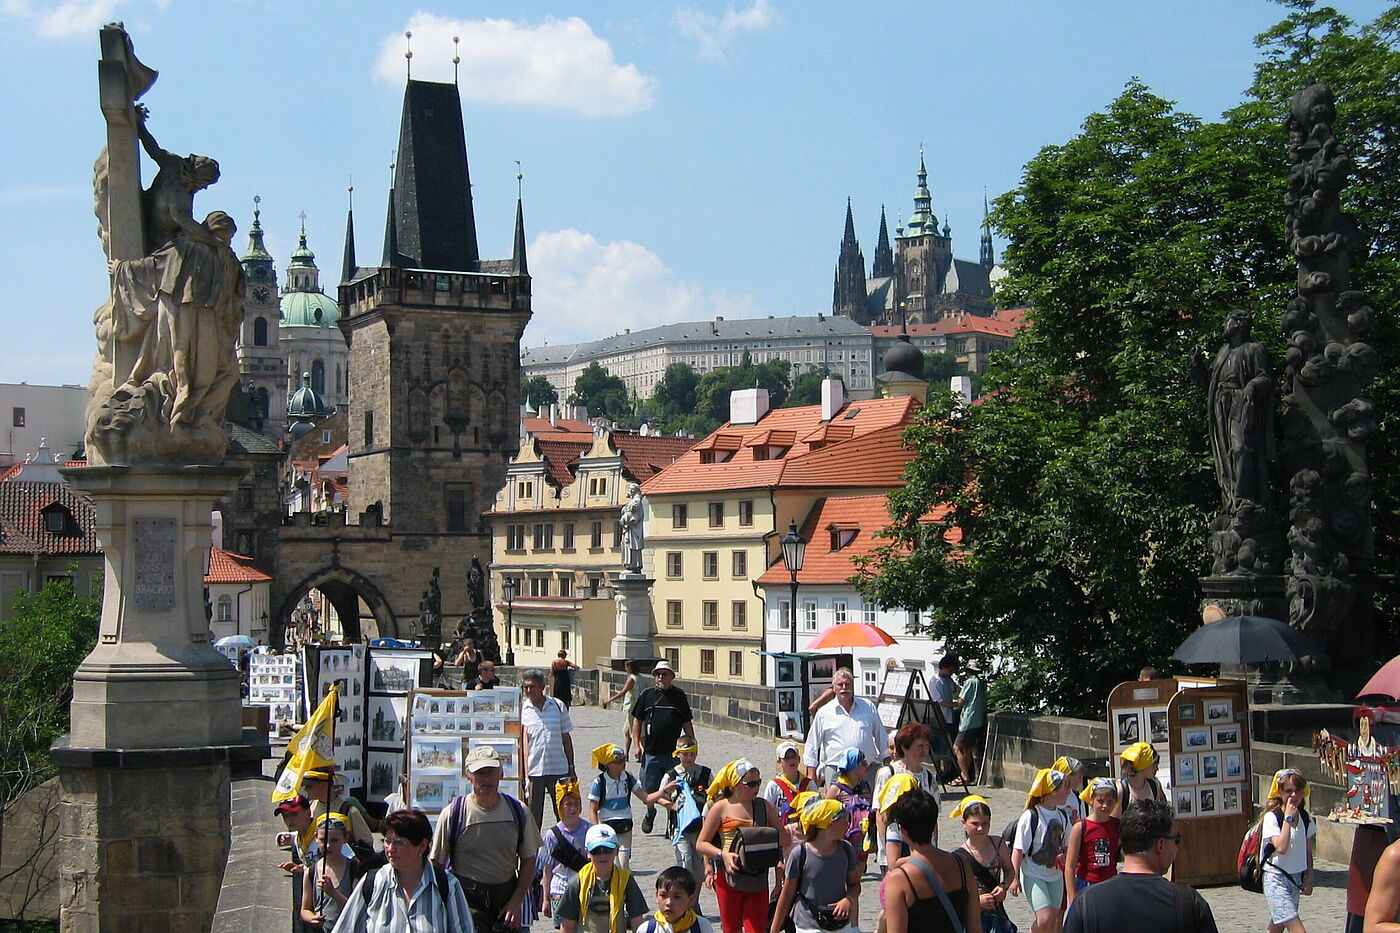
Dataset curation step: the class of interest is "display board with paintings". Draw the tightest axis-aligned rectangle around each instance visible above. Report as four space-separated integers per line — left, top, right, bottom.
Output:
772 652 853 739
402 687 523 821
248 651 302 737
300 644 369 792
1108 677 1250 885
363 646 436 803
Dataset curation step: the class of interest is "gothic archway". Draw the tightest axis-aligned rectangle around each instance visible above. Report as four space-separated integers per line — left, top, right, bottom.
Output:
273 566 396 647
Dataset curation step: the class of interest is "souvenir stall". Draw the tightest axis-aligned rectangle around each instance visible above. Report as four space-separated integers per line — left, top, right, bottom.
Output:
771 651 854 738
1107 677 1251 884
402 687 524 823
248 651 301 737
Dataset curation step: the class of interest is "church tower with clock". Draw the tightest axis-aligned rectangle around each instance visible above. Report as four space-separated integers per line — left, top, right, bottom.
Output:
237 197 288 437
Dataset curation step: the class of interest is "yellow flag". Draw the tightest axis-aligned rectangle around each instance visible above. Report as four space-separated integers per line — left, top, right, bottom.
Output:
272 684 338 803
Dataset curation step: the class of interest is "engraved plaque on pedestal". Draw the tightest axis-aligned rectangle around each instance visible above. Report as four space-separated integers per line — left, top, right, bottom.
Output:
132 517 177 611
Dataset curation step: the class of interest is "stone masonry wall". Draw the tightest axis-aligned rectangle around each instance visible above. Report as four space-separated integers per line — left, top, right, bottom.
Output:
57 760 230 933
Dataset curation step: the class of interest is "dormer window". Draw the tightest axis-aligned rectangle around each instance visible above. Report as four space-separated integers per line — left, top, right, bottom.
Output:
828 524 858 551
42 504 72 534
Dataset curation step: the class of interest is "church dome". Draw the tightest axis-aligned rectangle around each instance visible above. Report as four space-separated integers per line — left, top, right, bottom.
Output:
882 337 924 379
281 290 340 328
287 372 331 421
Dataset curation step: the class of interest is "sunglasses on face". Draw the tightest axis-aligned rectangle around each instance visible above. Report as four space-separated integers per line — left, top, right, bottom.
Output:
740 779 762 788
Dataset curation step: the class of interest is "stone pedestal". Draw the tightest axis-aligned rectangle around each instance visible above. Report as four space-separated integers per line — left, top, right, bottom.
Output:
609 573 654 660
63 466 244 748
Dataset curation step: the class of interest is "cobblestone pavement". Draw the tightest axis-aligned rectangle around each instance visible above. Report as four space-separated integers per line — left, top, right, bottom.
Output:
216 702 1351 933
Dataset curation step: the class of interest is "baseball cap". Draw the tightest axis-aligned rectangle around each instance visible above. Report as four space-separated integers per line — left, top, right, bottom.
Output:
776 741 801 759
302 769 333 782
464 746 504 773
585 824 619 851
652 660 675 674
273 794 309 816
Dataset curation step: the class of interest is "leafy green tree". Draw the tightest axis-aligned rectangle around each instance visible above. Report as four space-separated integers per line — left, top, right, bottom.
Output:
785 365 835 407
857 3 1400 715
1 575 100 808
694 355 792 424
652 362 700 418
522 375 558 411
922 350 983 397
568 362 630 421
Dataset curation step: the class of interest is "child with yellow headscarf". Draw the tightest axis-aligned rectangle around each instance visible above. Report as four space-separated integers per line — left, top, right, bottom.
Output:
1009 768 1071 933
697 759 789 933
540 778 593 925
1063 777 1120 911
587 744 650 870
953 795 1014 933
770 792 861 933
1115 742 1166 816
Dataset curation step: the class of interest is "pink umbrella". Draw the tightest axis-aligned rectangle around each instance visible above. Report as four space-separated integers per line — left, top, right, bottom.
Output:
806 622 898 650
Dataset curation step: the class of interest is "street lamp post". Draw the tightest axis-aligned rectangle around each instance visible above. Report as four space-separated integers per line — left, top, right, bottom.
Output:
780 520 806 656
503 576 517 667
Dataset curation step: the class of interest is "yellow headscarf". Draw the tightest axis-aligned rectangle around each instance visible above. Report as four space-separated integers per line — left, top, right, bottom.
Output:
950 795 991 820
674 739 699 756
592 743 624 770
577 860 631 933
1267 768 1310 804
1025 768 1066 808
312 811 349 831
876 772 920 813
707 758 758 801
1052 756 1083 777
792 791 844 834
1120 742 1156 772
555 778 581 809
1079 777 1119 804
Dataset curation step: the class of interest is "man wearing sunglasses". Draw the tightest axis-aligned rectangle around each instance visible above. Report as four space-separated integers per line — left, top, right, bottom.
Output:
1063 799 1217 933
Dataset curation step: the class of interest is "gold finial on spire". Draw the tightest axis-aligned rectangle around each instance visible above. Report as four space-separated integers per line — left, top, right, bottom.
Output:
347 175 354 210
453 35 460 85
405 30 413 78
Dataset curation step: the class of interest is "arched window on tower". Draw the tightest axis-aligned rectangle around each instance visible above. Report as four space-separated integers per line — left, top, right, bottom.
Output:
311 360 326 395
253 317 269 347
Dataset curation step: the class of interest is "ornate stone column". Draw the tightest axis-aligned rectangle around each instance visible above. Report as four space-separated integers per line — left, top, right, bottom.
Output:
610 572 656 661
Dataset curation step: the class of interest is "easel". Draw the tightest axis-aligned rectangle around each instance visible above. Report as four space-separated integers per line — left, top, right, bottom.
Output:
877 667 958 794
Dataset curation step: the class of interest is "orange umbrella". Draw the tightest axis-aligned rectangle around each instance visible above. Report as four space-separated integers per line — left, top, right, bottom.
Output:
806 622 898 650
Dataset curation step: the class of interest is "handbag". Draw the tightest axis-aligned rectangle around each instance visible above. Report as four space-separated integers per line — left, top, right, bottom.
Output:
604 818 634 835
792 845 850 931
723 801 778 893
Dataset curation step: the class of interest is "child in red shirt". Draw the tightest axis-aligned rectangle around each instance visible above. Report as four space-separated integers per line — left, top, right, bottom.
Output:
1064 777 1120 910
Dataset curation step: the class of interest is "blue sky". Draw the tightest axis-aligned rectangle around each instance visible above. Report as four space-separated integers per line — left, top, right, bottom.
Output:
0 0 1389 385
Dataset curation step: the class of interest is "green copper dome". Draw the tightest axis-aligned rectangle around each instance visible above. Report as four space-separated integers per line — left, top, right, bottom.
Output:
280 290 340 327
287 372 331 420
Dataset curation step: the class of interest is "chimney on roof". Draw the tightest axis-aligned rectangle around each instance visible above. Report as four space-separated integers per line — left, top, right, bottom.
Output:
730 387 770 425
950 376 973 406
574 405 589 423
548 404 558 428
820 377 846 421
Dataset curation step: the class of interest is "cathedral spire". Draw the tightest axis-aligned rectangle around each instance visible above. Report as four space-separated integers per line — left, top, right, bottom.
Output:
832 199 868 322
980 190 995 268
512 197 529 277
872 204 894 278
341 184 357 286
905 148 938 236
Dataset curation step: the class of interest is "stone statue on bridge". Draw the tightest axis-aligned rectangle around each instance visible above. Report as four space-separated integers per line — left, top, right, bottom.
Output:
620 482 644 573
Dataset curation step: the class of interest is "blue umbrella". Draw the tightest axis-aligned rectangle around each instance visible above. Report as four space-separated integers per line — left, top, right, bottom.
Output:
214 634 257 650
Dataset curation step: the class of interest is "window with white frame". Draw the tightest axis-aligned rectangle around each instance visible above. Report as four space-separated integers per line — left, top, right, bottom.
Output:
703 601 719 628
863 604 877 624
562 524 575 549
777 599 791 630
529 576 550 597
729 650 744 677
803 600 817 631
700 649 715 675
666 552 683 578
217 595 233 622
731 550 747 577
506 525 526 550
833 599 848 624
702 552 718 579
557 574 573 597
731 601 747 630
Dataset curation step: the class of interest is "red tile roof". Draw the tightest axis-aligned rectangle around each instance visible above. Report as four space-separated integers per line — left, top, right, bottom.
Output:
0 463 23 482
611 434 699 481
642 396 917 495
777 424 914 488
755 494 958 586
866 310 1027 340
523 416 594 441
536 439 590 487
205 547 273 584
0 481 99 556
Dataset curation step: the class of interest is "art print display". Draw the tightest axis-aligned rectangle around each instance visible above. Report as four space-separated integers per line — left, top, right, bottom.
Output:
413 737 461 772
1178 703 1197 721
1200 753 1220 782
1146 707 1170 745
468 737 520 779
1197 787 1217 814
1182 727 1210 750
401 688 523 819
1205 699 1233 723
366 750 402 803
1220 784 1242 814
368 696 408 745
412 775 453 810
776 659 798 686
1116 710 1142 747
369 653 429 694
777 689 800 713
1175 754 1197 784
1174 787 1195 815
1224 752 1243 779
248 652 302 736
1212 724 1241 748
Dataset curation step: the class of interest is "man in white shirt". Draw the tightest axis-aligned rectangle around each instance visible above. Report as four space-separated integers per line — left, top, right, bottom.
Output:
802 668 888 786
521 669 577 828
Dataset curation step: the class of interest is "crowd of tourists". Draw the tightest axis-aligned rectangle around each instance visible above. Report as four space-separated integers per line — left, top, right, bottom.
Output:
269 661 1358 933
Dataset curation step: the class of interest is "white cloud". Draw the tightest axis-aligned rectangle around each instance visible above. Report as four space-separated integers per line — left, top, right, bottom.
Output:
526 229 757 345
375 13 655 118
1 0 123 37
674 0 777 60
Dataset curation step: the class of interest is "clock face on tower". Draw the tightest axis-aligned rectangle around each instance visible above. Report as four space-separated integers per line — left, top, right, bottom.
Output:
252 286 270 303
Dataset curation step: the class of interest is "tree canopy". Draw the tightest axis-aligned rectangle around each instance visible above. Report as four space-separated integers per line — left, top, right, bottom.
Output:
568 362 631 422
857 1 1400 716
522 375 558 411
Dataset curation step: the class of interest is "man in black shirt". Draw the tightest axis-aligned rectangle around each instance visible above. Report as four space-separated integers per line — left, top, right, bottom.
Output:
1064 799 1217 933
629 660 695 834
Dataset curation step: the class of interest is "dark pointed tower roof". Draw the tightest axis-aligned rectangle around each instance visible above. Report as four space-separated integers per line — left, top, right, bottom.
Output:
872 205 894 278
904 150 938 236
241 198 273 265
832 198 869 322
382 186 399 268
512 198 528 276
384 79 480 272
980 192 995 269
341 196 357 286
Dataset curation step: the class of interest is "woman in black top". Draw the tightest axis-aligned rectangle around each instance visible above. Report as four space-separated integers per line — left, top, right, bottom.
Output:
884 790 980 933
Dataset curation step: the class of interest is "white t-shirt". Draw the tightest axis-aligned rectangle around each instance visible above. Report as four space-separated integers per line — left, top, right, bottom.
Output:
1013 805 1068 883
1263 809 1316 875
